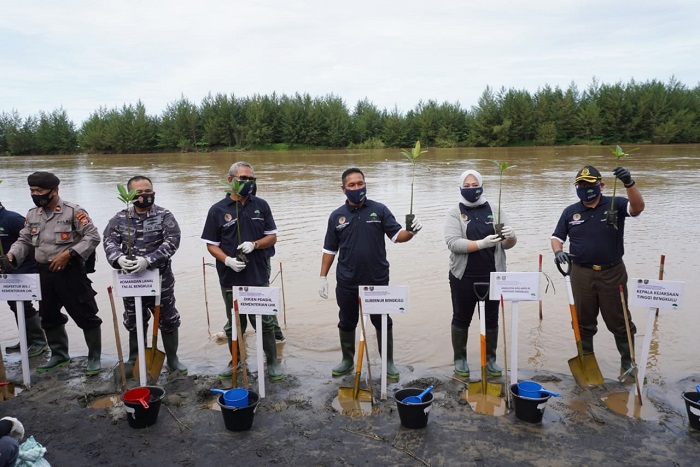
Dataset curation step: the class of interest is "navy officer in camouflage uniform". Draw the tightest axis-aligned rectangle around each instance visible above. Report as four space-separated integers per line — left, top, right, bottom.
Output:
102 175 187 375
1 172 102 375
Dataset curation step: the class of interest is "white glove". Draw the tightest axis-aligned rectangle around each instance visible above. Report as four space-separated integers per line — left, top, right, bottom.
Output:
476 234 503 250
409 218 423 235
128 256 150 274
225 256 247 272
319 276 328 299
238 241 256 254
501 226 516 239
117 256 136 270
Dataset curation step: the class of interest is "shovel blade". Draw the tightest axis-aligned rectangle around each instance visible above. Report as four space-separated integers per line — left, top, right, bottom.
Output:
568 352 605 388
133 347 166 384
338 386 372 403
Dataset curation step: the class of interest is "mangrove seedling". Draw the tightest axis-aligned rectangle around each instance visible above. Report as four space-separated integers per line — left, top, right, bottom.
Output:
117 184 139 259
219 178 253 263
491 160 516 238
606 145 638 229
400 140 428 231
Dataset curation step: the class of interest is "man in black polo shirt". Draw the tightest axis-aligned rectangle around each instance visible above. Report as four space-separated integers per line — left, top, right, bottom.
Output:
551 164 645 379
319 167 422 378
201 161 283 381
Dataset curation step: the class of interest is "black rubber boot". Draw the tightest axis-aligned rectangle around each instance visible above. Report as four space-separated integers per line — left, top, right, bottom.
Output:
615 335 634 375
486 328 503 376
126 327 148 366
377 328 399 379
37 325 70 373
162 329 188 375
217 334 241 379
83 326 102 376
262 331 283 381
451 326 470 377
332 330 355 376
581 335 594 354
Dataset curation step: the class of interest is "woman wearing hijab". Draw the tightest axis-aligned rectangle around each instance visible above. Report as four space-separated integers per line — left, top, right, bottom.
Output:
444 169 517 378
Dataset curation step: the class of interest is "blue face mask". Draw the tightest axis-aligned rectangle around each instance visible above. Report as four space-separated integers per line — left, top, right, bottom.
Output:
345 187 366 204
576 185 601 202
460 187 482 203
237 181 255 198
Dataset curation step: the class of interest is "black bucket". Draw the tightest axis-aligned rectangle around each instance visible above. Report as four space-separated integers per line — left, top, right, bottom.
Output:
218 390 259 431
395 388 434 429
681 391 700 430
121 386 165 429
510 384 551 423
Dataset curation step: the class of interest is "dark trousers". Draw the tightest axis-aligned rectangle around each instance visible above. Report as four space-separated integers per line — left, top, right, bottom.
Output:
570 262 635 339
8 300 39 319
336 281 392 333
37 263 102 330
449 272 498 330
122 268 180 333
220 286 276 337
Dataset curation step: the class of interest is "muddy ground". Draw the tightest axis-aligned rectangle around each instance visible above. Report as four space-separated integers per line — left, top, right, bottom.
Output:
1 353 699 467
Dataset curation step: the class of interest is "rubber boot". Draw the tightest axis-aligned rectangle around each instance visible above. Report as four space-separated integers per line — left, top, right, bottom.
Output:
332 330 355 376
83 326 102 376
485 328 502 376
377 328 399 379
162 329 188 375
126 327 148 366
581 335 594 354
451 326 470 377
37 325 70 373
615 335 635 378
25 313 48 358
262 330 283 381
217 334 240 379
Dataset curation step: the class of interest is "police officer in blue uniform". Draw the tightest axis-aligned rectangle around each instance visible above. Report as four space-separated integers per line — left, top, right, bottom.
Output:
2 172 102 375
0 201 47 357
103 175 187 375
551 165 645 378
319 167 422 378
201 161 283 381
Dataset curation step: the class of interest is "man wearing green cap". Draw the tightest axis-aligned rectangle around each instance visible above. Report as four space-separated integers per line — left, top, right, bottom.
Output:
1 171 103 376
551 164 645 380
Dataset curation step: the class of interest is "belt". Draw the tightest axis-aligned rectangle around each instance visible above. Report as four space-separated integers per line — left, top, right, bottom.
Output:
573 260 622 271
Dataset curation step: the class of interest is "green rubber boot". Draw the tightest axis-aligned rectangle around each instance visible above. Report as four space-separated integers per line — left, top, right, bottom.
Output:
83 326 102 376
162 329 188 375
616 335 635 379
486 328 502 376
217 334 241 379
37 325 70 373
332 330 355 376
26 313 48 358
263 330 283 381
377 328 399 379
451 326 470 377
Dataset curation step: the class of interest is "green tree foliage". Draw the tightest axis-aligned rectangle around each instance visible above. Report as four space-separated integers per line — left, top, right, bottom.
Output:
2 77 700 155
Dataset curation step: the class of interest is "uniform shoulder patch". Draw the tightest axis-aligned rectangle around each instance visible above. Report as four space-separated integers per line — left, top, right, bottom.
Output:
75 210 91 226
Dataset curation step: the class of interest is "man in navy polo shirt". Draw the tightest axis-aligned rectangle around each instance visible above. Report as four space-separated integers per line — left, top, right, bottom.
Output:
319 167 422 378
551 164 645 379
201 161 283 381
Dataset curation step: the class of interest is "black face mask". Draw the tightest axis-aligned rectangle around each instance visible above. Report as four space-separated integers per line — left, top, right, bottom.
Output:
31 191 54 208
133 193 155 209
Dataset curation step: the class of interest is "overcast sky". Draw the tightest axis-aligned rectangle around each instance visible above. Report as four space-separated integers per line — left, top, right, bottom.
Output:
2 1 698 125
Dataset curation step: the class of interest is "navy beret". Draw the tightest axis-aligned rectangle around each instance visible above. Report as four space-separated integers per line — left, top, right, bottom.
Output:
27 171 60 189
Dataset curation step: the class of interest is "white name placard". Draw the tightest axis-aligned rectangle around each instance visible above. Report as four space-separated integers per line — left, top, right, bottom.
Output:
632 279 683 310
113 269 160 297
236 286 281 315
359 285 408 314
490 272 540 301
0 274 41 301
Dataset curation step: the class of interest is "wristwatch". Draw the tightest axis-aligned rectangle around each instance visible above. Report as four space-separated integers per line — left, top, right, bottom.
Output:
69 248 79 258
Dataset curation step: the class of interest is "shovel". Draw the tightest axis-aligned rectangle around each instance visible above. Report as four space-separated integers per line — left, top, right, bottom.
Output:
338 304 372 405
403 385 434 404
108 286 127 392
0 344 15 401
134 292 166 384
467 282 503 399
557 257 605 387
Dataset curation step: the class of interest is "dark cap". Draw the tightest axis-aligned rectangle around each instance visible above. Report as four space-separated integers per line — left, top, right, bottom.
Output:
27 171 60 189
0 419 11 437
574 166 602 184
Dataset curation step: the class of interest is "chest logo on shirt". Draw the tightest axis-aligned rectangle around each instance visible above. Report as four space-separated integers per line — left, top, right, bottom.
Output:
336 217 349 231
573 213 581 221
224 213 232 222
60 232 70 241
366 212 381 223
460 213 470 223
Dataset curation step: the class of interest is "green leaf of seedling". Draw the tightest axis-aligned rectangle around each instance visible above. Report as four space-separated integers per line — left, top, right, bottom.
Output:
611 145 639 160
117 184 138 204
219 179 250 195
400 140 428 163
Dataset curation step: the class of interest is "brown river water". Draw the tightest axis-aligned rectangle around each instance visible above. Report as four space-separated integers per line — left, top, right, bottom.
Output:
1 145 698 384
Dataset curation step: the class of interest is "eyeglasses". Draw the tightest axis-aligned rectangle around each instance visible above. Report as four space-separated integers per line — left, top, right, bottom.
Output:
236 176 256 182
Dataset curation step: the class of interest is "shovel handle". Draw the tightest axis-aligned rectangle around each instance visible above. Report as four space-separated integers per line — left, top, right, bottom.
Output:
556 254 572 276
473 282 490 301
